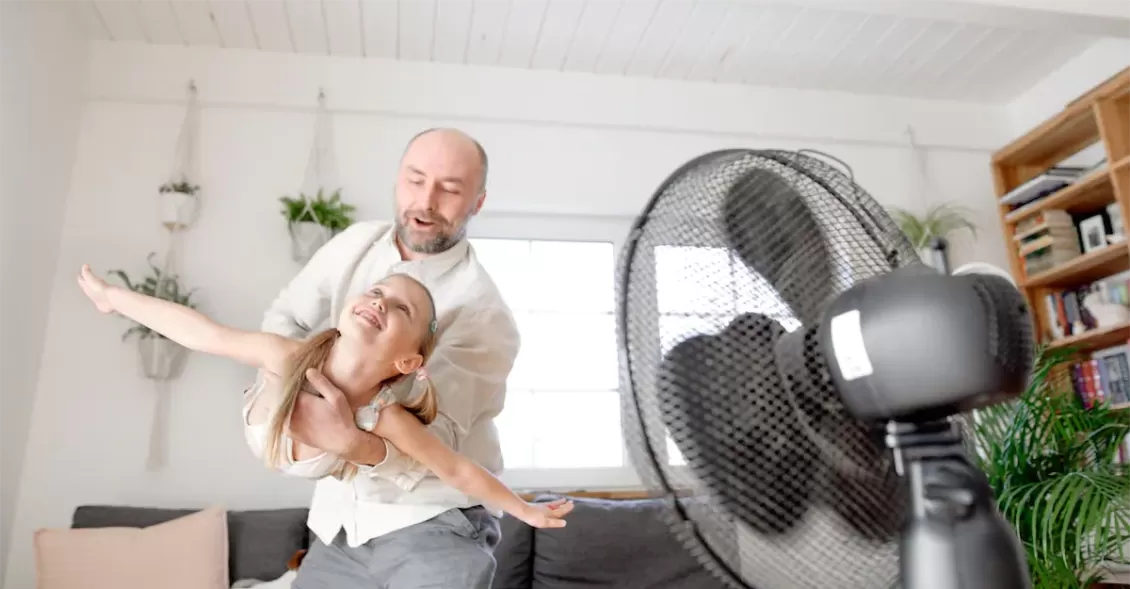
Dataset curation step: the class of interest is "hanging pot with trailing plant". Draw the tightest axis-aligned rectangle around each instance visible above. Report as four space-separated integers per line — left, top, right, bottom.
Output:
280 188 356 263
135 332 189 381
110 252 198 381
890 203 977 272
158 178 201 232
159 84 202 233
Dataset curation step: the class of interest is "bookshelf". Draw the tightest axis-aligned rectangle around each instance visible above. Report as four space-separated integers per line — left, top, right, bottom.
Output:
991 67 1130 413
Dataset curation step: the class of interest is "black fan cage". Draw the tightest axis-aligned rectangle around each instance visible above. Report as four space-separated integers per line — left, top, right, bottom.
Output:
616 149 922 589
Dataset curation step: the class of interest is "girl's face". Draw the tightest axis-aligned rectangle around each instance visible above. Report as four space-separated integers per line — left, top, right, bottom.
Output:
337 274 434 376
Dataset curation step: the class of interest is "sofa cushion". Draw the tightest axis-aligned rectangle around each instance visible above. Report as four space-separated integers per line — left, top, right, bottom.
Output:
530 496 731 589
72 505 309 583
38 506 228 589
491 512 535 588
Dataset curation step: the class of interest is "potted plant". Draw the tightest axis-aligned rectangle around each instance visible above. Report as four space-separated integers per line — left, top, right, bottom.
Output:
890 203 977 270
967 346 1130 588
158 177 201 231
279 187 356 262
109 253 198 381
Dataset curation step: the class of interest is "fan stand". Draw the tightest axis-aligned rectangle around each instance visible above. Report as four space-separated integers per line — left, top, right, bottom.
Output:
886 420 1030 589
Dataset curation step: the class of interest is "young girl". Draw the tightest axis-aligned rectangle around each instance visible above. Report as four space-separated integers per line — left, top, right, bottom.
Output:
76 264 573 529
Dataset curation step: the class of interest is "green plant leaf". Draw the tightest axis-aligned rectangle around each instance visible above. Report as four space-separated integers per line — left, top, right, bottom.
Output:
889 202 977 250
279 187 356 231
110 252 197 341
970 345 1130 585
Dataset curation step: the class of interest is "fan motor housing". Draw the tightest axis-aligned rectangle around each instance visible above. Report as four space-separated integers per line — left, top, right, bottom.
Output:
819 266 1034 424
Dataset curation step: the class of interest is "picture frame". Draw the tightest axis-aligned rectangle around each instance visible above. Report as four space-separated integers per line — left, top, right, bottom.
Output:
1079 214 1108 253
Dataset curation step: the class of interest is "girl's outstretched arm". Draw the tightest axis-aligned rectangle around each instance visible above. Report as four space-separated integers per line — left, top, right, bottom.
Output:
298 370 573 528
77 264 298 373
375 402 573 528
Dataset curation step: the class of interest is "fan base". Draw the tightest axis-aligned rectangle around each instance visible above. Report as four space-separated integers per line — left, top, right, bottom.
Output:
886 420 1031 589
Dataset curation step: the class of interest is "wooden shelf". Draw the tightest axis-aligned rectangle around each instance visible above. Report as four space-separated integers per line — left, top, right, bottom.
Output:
1111 151 1130 171
1004 166 1114 224
994 67 1130 362
1023 243 1130 288
1046 322 1130 352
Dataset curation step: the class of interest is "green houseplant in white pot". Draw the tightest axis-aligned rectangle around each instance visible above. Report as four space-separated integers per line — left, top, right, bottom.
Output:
280 188 356 263
109 253 197 381
890 203 977 271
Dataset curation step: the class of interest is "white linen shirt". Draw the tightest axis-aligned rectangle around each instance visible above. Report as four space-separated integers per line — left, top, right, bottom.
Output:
260 220 521 547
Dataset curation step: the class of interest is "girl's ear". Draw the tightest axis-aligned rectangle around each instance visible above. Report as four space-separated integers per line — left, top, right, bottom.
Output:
393 354 423 375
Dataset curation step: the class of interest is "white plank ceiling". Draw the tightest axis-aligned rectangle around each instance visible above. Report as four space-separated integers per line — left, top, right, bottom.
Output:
73 0 1108 103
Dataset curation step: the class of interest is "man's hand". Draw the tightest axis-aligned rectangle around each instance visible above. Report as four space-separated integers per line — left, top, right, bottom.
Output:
287 368 368 458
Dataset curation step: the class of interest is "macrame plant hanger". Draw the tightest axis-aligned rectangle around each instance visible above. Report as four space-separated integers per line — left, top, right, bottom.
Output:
145 80 202 471
289 89 339 262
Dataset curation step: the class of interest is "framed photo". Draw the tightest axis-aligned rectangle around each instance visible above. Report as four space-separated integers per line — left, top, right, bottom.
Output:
1079 215 1107 253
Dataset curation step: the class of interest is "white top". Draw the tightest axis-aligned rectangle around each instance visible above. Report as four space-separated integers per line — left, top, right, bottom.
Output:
240 370 387 481
260 220 521 548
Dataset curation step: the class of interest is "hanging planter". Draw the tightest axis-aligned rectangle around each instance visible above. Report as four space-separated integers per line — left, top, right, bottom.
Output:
157 81 202 233
158 178 201 232
137 333 190 381
281 188 355 262
110 252 198 381
281 89 355 264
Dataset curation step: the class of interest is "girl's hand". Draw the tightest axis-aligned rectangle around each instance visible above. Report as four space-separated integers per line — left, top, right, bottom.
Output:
76 264 115 313
517 498 575 529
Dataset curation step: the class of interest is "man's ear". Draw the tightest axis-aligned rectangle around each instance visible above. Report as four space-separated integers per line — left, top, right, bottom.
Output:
394 354 424 375
472 191 486 215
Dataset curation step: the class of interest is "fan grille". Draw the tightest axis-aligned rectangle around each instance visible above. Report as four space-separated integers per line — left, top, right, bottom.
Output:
616 150 921 589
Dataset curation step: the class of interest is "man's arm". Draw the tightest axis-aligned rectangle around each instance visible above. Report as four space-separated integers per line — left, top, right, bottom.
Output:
260 222 376 338
350 305 521 481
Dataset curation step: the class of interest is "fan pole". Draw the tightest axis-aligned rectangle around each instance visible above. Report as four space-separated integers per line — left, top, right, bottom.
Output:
886 420 1030 589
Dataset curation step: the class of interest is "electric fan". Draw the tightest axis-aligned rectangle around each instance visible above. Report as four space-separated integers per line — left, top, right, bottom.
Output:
615 149 1035 589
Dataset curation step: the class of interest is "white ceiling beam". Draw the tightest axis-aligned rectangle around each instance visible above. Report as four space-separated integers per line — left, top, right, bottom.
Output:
740 0 1130 37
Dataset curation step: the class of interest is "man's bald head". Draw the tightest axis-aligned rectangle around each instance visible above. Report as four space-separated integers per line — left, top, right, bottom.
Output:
402 127 489 195
393 127 490 257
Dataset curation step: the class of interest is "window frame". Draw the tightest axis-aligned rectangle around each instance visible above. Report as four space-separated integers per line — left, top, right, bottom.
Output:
466 212 643 491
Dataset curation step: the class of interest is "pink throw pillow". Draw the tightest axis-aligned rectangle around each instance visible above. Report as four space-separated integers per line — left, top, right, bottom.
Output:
34 506 229 589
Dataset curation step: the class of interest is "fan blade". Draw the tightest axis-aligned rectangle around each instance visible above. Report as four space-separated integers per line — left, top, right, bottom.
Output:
658 313 816 536
773 322 908 544
722 168 836 325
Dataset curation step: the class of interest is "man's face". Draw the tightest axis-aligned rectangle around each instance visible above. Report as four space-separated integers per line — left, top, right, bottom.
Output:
393 131 486 254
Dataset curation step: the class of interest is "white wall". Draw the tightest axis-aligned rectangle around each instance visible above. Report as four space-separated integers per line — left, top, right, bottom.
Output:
3 40 1017 587
1008 37 1130 134
0 0 86 582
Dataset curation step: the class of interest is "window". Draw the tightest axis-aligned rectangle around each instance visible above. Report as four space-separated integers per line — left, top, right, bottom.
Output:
470 237 623 474
653 245 800 466
464 219 805 487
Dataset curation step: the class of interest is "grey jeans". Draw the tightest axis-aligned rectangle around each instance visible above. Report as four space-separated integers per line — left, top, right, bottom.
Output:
293 507 502 589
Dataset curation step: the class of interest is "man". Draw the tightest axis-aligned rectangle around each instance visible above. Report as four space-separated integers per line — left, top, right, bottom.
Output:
260 128 522 588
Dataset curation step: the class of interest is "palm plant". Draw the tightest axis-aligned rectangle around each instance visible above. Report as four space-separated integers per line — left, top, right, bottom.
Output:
890 203 977 250
968 346 1130 587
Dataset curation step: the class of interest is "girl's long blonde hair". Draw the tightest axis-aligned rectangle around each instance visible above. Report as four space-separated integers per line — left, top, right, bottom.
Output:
262 275 440 481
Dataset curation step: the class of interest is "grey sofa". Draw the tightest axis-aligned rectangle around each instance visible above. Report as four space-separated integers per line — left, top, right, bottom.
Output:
70 495 730 589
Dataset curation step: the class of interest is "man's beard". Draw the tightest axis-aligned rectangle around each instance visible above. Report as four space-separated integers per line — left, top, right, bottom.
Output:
394 215 466 254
